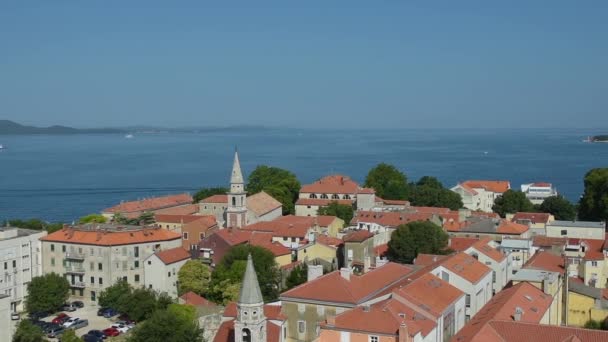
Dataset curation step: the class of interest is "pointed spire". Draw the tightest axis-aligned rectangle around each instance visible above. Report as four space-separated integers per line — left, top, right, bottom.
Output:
231 150 244 184
239 254 264 305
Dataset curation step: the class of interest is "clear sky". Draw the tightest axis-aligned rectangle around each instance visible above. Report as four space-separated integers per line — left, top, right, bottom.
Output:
1 1 607 129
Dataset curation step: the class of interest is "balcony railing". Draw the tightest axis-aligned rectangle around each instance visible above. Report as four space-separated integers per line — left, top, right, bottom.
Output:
70 281 86 288
65 266 86 274
65 253 85 260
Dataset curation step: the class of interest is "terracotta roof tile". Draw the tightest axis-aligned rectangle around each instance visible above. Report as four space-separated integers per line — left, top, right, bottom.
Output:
242 215 312 239
353 211 434 227
300 175 360 194
449 237 479 252
155 247 191 264
153 204 199 215
209 229 289 257
316 215 339 227
281 262 413 305
461 180 510 194
471 238 505 262
512 212 552 224
410 206 451 214
581 239 605 261
439 252 491 284
414 254 447 266
343 230 374 243
479 321 608 342
374 243 388 257
200 194 228 203
316 235 343 248
181 215 218 232
179 291 217 307
103 193 193 213
41 226 181 246
497 221 529 234
394 273 463 317
532 235 567 248
523 251 565 274
246 191 282 216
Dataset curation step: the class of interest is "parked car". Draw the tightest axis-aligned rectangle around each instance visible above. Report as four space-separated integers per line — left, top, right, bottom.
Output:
102 308 118 318
117 314 136 325
43 322 61 334
111 322 132 333
86 330 106 340
52 313 71 324
97 307 108 316
102 327 120 337
71 319 89 330
82 334 104 342
11 312 20 320
62 303 77 312
47 326 66 338
72 300 84 308
63 317 81 328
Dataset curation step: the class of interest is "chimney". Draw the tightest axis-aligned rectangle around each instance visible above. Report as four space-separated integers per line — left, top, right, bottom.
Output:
362 304 370 312
326 314 336 326
398 323 411 342
340 267 351 281
307 264 323 282
514 307 523 321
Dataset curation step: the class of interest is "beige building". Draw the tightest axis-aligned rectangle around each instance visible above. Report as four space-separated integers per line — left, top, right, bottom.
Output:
546 220 606 240
0 226 46 312
450 180 510 213
0 294 11 342
144 247 190 298
40 224 181 302
509 212 555 236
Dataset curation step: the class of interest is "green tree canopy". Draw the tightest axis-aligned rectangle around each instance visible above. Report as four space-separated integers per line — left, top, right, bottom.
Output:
177 260 212 296
408 176 463 210
193 187 228 203
113 211 155 225
78 214 107 224
58 329 83 342
98 279 172 322
317 201 354 226
539 195 577 221
492 190 535 217
386 221 449 264
247 165 301 215
98 278 131 310
13 320 46 342
208 245 280 303
25 273 69 314
285 263 308 290
2 218 64 234
364 163 409 200
127 308 203 342
578 168 608 222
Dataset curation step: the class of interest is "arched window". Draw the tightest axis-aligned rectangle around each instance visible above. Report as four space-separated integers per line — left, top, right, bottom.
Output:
232 197 236 206
320 194 328 199
344 194 351 200
309 194 317 199
331 194 340 200
242 328 251 342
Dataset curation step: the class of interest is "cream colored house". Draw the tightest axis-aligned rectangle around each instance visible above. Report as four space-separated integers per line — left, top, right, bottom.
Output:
499 238 537 272
0 227 46 312
144 247 190 298
546 220 606 240
451 180 510 213
509 212 555 236
40 224 182 302
0 294 11 342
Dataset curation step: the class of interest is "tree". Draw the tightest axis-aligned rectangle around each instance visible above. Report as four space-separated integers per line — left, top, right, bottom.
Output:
285 263 308 290
121 287 168 322
98 278 132 310
539 195 577 221
167 303 197 323
177 260 212 296
579 168 608 222
492 190 535 217
193 187 228 203
25 273 69 314
364 163 409 200
113 212 155 225
408 176 463 210
128 308 203 342
208 245 280 303
584 319 603 330
247 165 301 215
386 221 449 264
58 329 83 342
78 214 107 224
3 218 64 234
317 201 354 226
13 320 46 342
138 211 155 225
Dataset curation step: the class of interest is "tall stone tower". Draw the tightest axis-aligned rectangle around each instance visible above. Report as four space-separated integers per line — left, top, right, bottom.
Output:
234 254 266 342
226 150 247 228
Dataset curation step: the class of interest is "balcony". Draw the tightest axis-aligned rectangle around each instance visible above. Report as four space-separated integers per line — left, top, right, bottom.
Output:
65 266 86 274
65 253 85 260
70 281 86 288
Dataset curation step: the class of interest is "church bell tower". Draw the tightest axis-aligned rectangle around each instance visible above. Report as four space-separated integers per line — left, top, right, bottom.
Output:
226 149 247 228
234 254 266 342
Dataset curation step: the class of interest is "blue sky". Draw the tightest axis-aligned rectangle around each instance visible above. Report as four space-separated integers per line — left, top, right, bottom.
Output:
1 1 607 129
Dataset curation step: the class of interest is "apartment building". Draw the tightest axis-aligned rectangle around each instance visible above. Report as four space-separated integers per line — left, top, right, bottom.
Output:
546 220 606 240
450 180 510 213
144 247 190 298
0 226 46 312
40 224 181 302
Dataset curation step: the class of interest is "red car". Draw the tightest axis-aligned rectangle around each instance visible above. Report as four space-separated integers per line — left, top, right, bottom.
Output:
52 313 70 324
103 327 120 337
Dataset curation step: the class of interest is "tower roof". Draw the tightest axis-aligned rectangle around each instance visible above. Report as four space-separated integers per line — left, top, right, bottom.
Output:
238 254 264 305
231 150 244 184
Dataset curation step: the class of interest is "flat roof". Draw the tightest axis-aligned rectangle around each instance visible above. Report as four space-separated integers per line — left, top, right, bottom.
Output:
512 269 559 283
500 239 533 249
0 227 45 240
547 220 605 229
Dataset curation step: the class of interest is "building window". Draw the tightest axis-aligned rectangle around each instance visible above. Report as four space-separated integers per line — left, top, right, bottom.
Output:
3 262 6 270
98 263 103 271
298 321 306 334
13 260 16 268
168 272 171 277
51 244 55 252
493 271 496 283
99 277 103 285
592 261 598 267
561 230 567 236
51 258 55 266
200 233 205 240
148 260 152 265
369 336 379 342
331 194 340 199
320 194 328 199
90 262 94 271
135 275 140 282
122 276 127 282
183 232 189 240
134 260 139 268
134 246 139 258
465 294 471 307
309 194 317 199
90 277 94 284
62 245 66 252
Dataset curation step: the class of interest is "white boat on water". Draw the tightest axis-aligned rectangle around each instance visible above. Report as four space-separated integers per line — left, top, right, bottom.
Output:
125 134 134 139
0 144 4 150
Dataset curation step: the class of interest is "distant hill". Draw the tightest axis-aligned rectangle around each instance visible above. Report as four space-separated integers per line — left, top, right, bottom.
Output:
0 120 124 135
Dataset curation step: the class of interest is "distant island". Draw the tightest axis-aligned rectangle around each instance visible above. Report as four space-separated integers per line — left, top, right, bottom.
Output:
0 120 270 135
590 135 608 143
0 120 124 135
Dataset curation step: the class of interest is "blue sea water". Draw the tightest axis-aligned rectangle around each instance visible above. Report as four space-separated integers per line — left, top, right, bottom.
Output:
0 128 606 223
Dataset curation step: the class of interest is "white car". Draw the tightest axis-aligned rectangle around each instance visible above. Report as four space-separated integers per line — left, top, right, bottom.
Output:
63 317 81 328
111 322 132 333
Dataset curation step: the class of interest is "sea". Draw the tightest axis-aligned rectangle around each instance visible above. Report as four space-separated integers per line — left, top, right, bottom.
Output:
1 128 606 223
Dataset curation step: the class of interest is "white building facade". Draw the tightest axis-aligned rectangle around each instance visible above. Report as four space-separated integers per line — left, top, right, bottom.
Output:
144 247 190 298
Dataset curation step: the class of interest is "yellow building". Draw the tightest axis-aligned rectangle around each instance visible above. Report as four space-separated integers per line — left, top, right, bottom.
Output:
512 268 564 325
567 279 608 327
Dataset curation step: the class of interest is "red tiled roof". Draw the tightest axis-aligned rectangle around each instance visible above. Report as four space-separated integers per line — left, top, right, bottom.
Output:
524 251 565 274
281 262 413 305
462 180 510 194
300 174 360 194
410 206 451 214
295 198 354 206
103 193 193 213
242 215 313 239
479 320 608 342
41 226 181 246
358 187 375 194
497 221 529 235
343 230 374 243
154 204 199 216
200 194 228 203
321 297 435 337
316 215 339 227
353 211 434 227
154 214 206 224
471 238 505 262
453 282 554 342
531 182 552 187
155 247 191 264
581 239 605 261
246 191 282 216
458 183 479 195
181 215 217 232
512 212 551 224
439 252 491 284
209 229 289 257
179 292 217 307
316 235 343 248
532 235 567 248
414 254 447 266
449 237 479 252
393 273 463 317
